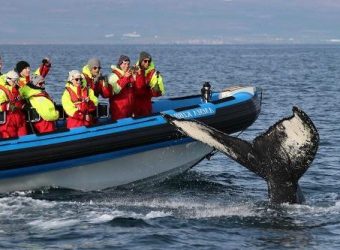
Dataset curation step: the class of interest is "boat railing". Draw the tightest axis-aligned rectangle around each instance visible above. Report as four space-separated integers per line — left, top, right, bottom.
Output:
0 112 5 125
49 102 110 122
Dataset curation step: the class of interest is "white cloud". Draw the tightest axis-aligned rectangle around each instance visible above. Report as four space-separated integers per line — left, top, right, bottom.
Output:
122 32 141 38
175 38 224 45
104 33 114 38
327 39 340 43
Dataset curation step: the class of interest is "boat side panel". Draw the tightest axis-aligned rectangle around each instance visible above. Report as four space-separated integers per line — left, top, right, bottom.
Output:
0 141 212 193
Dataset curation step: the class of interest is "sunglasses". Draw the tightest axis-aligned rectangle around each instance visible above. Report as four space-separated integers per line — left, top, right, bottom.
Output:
143 59 151 63
7 78 18 82
93 66 101 70
74 78 82 82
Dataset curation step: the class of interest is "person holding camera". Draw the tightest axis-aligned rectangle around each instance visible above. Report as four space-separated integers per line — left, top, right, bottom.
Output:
133 51 165 117
82 58 110 98
0 70 28 138
106 55 137 120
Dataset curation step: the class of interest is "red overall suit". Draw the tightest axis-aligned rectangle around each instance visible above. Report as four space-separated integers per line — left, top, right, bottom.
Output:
133 69 162 117
0 85 28 138
65 86 96 129
106 69 135 121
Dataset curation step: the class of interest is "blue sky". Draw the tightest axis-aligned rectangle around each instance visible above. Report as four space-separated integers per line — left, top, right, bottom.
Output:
1 0 340 44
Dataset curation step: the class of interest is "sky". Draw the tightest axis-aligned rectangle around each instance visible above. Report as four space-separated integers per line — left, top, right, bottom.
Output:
1 0 340 45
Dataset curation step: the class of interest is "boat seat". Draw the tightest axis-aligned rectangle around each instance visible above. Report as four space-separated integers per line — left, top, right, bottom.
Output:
96 103 109 119
56 104 65 120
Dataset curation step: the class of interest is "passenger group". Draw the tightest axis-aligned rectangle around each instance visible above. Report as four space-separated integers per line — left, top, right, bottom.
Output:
0 52 165 139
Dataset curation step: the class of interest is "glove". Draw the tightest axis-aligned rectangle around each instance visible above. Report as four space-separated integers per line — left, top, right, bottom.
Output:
42 57 51 67
73 111 84 120
85 114 91 122
99 74 106 81
40 57 51 77
77 102 89 113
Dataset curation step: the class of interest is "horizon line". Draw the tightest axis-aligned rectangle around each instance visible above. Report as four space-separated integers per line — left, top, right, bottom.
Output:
1 42 340 46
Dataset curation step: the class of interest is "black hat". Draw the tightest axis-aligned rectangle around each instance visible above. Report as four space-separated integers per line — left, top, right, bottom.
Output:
139 51 152 64
117 55 130 67
16 61 30 74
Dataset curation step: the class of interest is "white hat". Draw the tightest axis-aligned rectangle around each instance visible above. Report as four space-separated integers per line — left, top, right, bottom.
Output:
68 70 82 82
6 70 19 80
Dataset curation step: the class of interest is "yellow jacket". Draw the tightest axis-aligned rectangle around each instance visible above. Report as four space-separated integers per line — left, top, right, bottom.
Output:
0 84 12 112
20 84 59 121
108 66 125 94
82 65 92 78
136 61 165 95
61 82 98 117
0 74 7 86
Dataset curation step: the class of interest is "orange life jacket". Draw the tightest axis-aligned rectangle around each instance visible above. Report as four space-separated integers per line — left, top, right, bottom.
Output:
66 86 89 103
112 69 123 79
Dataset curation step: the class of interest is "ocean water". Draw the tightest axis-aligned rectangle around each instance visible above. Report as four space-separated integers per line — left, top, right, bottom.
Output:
0 44 339 249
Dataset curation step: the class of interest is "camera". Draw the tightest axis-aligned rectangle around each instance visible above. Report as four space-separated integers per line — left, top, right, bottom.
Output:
130 65 139 73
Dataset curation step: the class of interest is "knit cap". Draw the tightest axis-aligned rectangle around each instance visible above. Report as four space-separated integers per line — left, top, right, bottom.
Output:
87 58 101 69
139 51 152 64
15 61 30 74
117 55 130 67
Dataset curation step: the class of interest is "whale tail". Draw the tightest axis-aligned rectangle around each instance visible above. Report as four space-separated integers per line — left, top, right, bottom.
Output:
163 106 319 204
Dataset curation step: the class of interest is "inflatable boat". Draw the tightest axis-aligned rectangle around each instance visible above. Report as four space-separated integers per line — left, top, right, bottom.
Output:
0 85 262 193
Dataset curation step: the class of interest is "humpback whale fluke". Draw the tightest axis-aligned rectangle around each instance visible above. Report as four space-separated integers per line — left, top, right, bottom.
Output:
163 107 319 204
